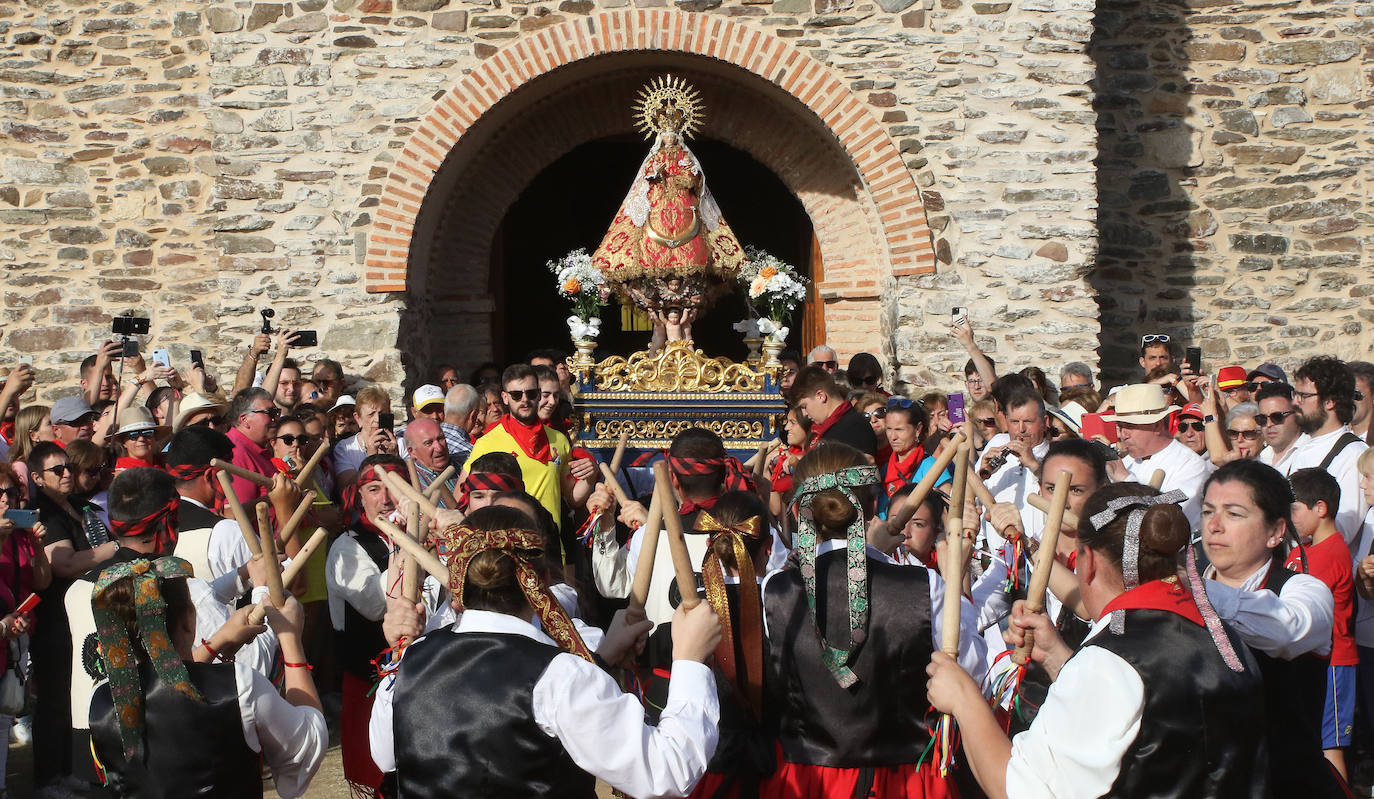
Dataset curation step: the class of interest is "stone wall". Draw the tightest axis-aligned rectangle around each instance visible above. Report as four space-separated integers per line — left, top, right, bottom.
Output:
2 0 1367 402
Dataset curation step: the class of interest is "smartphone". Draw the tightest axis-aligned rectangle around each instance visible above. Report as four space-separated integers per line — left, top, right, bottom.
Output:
1080 411 1119 444
4 509 39 528
15 593 39 614
378 412 394 430
1185 346 1202 375
948 393 966 425
152 348 171 370
951 307 966 325
122 338 140 358
293 330 318 348
190 349 204 369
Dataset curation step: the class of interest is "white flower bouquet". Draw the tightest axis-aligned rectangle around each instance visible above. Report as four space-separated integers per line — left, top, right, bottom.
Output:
737 247 807 342
548 249 610 339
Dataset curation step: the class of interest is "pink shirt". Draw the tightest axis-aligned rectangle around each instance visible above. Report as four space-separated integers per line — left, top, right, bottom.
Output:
0 530 39 671
228 426 275 505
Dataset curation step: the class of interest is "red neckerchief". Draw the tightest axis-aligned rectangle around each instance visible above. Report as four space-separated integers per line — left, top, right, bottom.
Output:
501 414 552 463
808 401 854 447
1099 578 1203 627
770 444 804 494
679 495 718 516
271 457 294 475
0 421 14 444
884 444 925 495
115 455 162 471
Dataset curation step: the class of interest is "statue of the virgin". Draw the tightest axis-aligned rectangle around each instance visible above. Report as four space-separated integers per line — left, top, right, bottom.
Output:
592 76 745 348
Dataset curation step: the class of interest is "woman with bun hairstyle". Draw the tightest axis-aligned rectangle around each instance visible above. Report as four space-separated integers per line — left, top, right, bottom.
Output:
86 556 326 798
1198 459 1347 797
926 482 1269 798
760 442 984 799
372 504 725 799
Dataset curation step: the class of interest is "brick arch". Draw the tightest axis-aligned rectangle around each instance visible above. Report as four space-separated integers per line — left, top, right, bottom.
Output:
363 8 936 301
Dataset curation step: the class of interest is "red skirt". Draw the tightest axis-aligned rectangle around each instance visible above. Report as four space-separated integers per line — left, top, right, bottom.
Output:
759 758 958 799
341 672 384 797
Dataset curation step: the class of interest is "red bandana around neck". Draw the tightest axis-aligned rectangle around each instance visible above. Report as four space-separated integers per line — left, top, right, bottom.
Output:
808 401 854 446
1099 578 1203 627
884 444 925 495
115 455 162 472
501 415 552 464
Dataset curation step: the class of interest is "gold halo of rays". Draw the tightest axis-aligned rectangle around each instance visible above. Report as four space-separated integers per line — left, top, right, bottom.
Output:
633 75 706 141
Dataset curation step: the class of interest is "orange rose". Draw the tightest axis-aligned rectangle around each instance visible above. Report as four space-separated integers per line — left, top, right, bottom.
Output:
563 278 582 294
760 265 778 279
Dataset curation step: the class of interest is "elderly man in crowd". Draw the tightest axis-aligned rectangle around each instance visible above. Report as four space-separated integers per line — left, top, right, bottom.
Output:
403 418 458 501
396 385 445 461
806 344 838 373
51 396 99 447
1103 383 1211 526
441 382 479 471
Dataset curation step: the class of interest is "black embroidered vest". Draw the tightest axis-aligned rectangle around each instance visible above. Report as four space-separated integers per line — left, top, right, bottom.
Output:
336 527 391 679
763 551 933 767
394 631 596 799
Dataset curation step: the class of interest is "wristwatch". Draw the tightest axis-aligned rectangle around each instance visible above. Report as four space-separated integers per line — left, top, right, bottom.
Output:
1203 415 1216 423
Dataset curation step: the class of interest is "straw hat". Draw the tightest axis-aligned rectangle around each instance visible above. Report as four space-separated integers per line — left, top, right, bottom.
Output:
173 392 228 431
115 406 171 439
1048 401 1088 434
1100 384 1179 425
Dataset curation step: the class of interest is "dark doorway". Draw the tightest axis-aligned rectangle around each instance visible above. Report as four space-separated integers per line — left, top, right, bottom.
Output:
494 136 813 363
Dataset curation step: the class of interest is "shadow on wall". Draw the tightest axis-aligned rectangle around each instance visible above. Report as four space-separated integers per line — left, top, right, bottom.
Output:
1089 0 1199 387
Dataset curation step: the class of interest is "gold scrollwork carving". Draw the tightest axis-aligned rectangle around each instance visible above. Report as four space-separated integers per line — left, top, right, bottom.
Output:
592 418 764 441
591 340 772 393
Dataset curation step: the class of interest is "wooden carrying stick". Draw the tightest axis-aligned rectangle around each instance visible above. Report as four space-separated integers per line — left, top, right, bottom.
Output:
888 432 968 532
402 493 424 602
210 458 274 488
609 429 632 476
421 465 456 500
379 470 441 518
967 467 1023 543
256 503 287 609
654 461 699 610
248 528 329 625
277 491 316 547
940 442 972 656
628 488 665 612
374 516 447 585
1028 493 1081 532
294 438 331 489
1013 469 1073 665
598 462 632 506
216 471 263 557
1149 469 1166 490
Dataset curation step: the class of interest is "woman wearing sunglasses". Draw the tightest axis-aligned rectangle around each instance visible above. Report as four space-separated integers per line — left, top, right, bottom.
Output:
111 407 170 475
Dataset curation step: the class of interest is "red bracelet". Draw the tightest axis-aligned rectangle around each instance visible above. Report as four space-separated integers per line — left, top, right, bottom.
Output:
200 638 224 662
284 660 313 670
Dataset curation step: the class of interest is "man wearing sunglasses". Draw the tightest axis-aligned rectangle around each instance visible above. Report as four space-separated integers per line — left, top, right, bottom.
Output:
806 345 839 374
1138 333 1176 376
1255 382 1307 473
465 364 589 529
226 387 290 505
51 395 99 447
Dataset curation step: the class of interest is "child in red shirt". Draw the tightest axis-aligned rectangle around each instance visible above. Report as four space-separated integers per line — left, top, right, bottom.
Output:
1289 467 1358 781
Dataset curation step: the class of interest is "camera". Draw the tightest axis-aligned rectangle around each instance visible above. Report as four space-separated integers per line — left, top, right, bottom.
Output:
260 308 275 334
112 315 150 336
293 330 318 348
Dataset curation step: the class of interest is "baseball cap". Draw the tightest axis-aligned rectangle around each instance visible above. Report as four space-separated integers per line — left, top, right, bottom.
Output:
412 384 445 410
1178 402 1204 420
329 395 356 414
52 395 98 425
1247 363 1287 383
1217 366 1250 391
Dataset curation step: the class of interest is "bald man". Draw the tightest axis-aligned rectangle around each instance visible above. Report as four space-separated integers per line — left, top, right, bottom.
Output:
403 418 459 504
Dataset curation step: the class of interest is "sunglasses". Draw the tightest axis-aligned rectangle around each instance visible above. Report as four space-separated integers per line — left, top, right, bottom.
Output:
1220 384 1255 394
886 396 918 410
57 418 95 427
44 464 70 476
249 407 282 420
975 417 997 427
188 416 221 428
505 388 541 402
856 375 880 386
275 433 315 446
1179 421 1206 433
863 409 887 421
1142 334 1171 345
1257 411 1293 426
1227 429 1261 440
122 429 157 441
812 360 837 370
83 467 105 478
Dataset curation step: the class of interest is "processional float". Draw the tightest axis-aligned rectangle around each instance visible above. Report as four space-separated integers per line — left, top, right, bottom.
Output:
549 76 808 466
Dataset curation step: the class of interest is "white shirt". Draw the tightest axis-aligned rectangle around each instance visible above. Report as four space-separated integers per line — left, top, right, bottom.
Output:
1203 559 1334 659
1121 439 1211 528
978 439 1050 554
332 434 367 478
206 516 255 605
760 539 988 679
325 530 388 630
1004 616 1145 798
189 578 278 680
1284 426 1369 544
369 610 719 799
1259 432 1309 472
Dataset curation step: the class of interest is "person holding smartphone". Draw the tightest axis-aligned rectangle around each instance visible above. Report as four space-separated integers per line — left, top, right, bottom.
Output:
0 460 52 793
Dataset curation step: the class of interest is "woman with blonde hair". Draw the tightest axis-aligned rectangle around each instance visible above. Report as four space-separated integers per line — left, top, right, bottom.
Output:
8 404 53 498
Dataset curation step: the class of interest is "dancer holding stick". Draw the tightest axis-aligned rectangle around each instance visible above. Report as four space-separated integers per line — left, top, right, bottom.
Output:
249 528 329 625
928 482 1268 797
759 442 985 798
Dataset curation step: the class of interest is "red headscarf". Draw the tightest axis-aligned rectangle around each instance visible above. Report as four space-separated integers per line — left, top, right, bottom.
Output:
342 461 407 530
457 471 525 512
668 454 758 515
110 496 181 555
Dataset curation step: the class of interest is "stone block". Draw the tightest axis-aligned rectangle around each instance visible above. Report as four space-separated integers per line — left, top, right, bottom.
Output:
1257 40 1361 66
214 178 285 200
1230 233 1288 254
1270 106 1312 128
1247 86 1304 107
334 35 377 47
433 10 468 29
142 156 189 176
398 0 449 9
49 226 107 245
3 158 87 186
274 11 328 31
214 234 277 254
7 327 75 352
206 7 242 32
1227 144 1303 165
1308 66 1363 105
1218 109 1258 135
1185 41 1245 61
247 3 287 30
2 121 66 143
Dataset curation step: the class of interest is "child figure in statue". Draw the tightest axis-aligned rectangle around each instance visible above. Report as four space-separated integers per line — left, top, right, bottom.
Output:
648 306 697 354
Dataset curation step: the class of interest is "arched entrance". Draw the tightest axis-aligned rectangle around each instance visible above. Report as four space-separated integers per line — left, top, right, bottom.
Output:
370 10 937 378
495 136 813 362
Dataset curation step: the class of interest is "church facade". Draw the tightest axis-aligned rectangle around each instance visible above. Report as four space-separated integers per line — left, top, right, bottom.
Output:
1 0 1369 395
